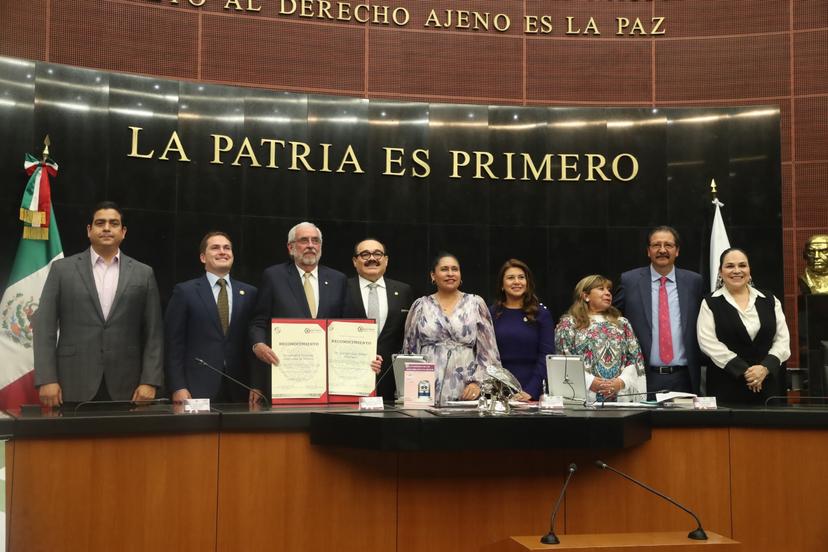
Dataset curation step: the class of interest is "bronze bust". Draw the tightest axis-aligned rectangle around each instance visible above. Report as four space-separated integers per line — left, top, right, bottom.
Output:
800 234 828 294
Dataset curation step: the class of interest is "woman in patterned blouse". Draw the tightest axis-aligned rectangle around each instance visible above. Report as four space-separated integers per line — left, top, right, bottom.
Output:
403 252 503 404
554 274 647 402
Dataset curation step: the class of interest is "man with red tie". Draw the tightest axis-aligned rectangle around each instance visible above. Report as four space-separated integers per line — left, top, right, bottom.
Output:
613 226 704 395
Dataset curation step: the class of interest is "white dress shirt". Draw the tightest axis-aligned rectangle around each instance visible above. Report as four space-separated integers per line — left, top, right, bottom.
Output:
697 286 791 369
358 275 388 333
90 248 120 320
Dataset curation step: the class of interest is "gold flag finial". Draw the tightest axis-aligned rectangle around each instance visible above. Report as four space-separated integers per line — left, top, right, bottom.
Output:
710 178 718 198
42 134 50 161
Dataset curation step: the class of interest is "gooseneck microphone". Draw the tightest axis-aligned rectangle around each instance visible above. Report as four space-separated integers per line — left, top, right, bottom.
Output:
194 357 269 406
594 460 707 540
540 463 577 545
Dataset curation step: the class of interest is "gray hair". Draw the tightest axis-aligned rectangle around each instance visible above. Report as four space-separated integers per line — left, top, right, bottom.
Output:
287 221 323 244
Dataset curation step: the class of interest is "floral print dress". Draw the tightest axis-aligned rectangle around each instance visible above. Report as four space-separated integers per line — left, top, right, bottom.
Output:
554 314 647 401
403 293 502 404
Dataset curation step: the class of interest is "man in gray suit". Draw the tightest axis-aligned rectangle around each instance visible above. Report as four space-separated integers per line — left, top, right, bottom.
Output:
33 201 163 407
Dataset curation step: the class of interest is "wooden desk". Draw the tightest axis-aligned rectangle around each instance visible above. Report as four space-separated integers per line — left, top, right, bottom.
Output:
501 532 740 551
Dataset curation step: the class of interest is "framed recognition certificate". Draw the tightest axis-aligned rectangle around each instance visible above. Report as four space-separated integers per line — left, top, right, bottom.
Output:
327 319 378 401
270 319 328 404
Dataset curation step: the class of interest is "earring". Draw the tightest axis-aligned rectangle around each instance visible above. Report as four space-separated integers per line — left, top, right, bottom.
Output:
585 298 590 303
431 279 436 285
748 277 754 286
715 275 724 289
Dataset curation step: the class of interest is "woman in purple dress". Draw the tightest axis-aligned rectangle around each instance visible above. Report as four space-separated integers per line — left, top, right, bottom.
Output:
489 259 554 400
403 252 502 404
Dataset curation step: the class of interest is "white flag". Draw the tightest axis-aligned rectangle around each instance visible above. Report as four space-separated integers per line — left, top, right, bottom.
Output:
709 198 731 292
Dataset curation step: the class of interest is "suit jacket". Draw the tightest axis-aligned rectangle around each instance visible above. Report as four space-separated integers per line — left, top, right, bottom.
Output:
248 262 347 390
344 276 414 401
33 249 164 401
613 266 704 394
164 274 258 402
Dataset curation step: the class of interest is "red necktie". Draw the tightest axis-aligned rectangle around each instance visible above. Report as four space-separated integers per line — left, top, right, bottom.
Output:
658 276 674 364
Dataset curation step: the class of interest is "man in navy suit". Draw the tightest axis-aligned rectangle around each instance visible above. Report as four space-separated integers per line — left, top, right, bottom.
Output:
164 232 258 403
249 222 348 394
344 238 413 402
613 226 704 395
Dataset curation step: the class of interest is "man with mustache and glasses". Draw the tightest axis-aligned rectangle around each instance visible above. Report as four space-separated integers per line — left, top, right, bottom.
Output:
164 232 259 405
614 226 704 395
345 239 413 401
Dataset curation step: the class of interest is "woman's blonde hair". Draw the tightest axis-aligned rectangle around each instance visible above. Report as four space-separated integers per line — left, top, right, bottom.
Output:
567 274 622 330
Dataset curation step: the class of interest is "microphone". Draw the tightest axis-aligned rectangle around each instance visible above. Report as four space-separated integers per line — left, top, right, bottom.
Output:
73 398 170 413
595 390 654 404
540 463 577 545
194 357 269 406
594 460 707 540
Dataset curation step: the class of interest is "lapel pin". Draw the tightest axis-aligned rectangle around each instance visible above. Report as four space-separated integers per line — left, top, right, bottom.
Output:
324 281 328 285
394 291 399 296
239 290 245 295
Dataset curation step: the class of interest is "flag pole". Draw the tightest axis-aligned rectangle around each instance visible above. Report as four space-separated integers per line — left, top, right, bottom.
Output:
42 134 50 162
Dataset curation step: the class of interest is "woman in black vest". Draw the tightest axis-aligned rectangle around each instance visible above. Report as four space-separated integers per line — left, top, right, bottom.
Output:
696 248 790 404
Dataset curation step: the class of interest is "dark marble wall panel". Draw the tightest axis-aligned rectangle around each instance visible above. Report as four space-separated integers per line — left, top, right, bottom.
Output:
655 0 789 37
107 73 180 212
527 40 651 104
794 96 828 162
242 91 310 219
305 96 371 221
426 104 490 225
176 82 246 216
50 1 198 79
368 30 522 101
655 35 790 101
793 30 828 96
364 101 430 224
201 15 364 92
0 1 47 61
33 62 109 213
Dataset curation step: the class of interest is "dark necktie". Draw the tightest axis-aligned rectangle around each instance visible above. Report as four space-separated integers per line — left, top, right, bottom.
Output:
217 278 229 335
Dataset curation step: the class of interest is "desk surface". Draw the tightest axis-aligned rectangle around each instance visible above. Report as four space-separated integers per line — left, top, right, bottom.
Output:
4 403 828 445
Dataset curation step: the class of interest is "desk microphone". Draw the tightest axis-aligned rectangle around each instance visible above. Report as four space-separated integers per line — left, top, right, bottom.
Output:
595 390 657 405
540 463 577 545
194 357 269 406
72 398 170 414
594 460 707 540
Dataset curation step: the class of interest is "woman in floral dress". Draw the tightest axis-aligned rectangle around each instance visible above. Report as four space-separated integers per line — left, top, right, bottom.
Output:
554 274 646 402
403 252 503 404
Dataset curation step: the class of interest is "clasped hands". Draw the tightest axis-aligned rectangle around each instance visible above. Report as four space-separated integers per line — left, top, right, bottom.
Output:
744 364 769 393
589 376 623 399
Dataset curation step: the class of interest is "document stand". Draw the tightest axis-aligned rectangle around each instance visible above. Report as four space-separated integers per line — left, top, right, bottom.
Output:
498 532 740 551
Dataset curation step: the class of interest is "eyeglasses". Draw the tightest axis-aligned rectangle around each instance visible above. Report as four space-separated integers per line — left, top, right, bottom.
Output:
355 250 386 260
293 237 321 245
649 242 676 250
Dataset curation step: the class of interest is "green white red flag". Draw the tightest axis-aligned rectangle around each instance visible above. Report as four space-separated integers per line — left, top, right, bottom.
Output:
0 154 63 410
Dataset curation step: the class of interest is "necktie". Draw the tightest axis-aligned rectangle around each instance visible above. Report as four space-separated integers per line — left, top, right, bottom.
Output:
303 272 317 318
217 278 229 335
366 282 379 332
658 276 674 364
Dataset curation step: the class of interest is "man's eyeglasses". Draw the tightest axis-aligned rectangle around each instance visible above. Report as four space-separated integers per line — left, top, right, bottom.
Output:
293 237 321 245
355 250 386 260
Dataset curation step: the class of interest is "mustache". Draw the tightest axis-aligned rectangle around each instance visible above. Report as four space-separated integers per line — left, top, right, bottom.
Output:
363 260 380 267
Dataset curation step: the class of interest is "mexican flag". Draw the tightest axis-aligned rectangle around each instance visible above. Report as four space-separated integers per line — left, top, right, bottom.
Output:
0 154 63 410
